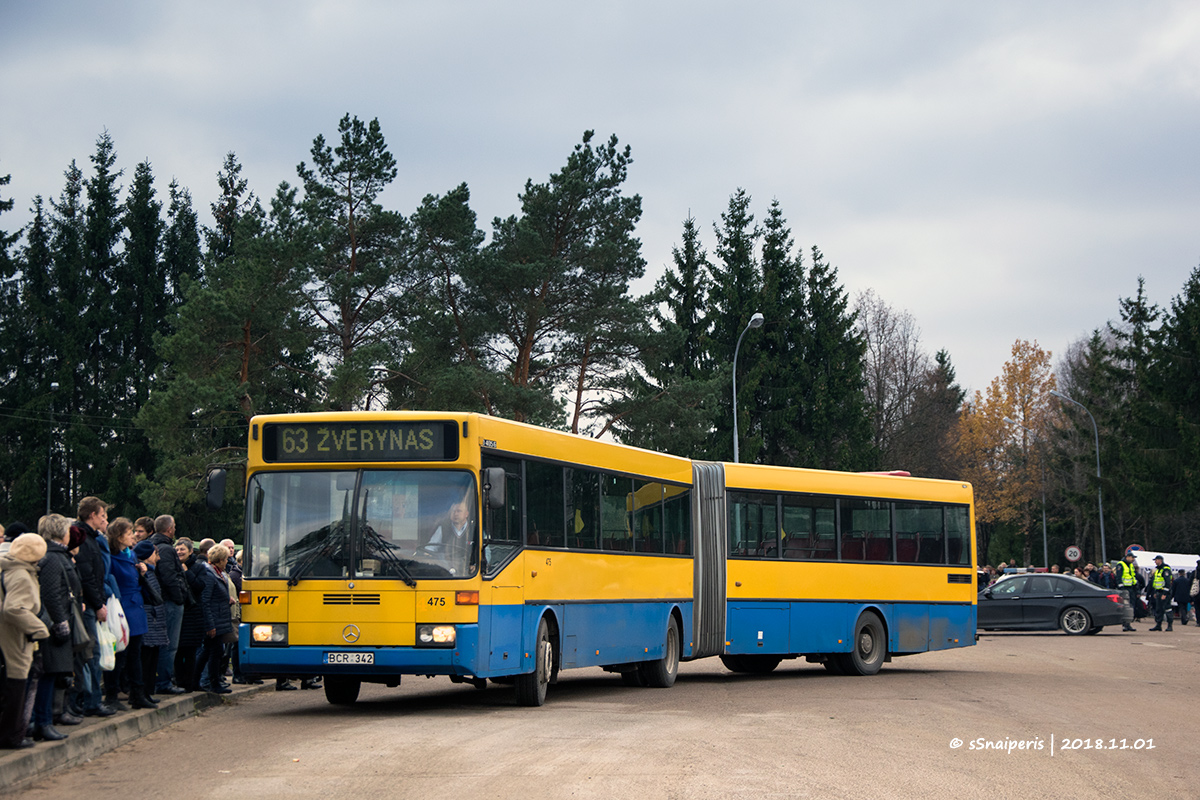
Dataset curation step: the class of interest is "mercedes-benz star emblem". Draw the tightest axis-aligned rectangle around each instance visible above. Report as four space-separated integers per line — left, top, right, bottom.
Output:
342 624 361 643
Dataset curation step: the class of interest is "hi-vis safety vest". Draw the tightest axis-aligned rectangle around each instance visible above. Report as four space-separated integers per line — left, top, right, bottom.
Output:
1119 561 1137 587
1153 565 1170 590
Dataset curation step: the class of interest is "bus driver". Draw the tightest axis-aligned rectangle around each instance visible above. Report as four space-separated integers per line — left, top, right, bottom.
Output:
422 497 475 574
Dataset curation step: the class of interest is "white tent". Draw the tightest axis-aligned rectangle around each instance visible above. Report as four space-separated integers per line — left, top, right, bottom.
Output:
1129 550 1200 575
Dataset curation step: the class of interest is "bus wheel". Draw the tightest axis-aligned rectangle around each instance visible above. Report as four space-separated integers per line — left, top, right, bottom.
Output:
324 677 362 706
639 617 681 688
515 616 553 707
720 654 782 674
836 611 886 676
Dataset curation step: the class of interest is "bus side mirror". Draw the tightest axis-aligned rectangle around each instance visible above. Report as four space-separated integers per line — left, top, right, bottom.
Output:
482 467 506 510
206 468 227 510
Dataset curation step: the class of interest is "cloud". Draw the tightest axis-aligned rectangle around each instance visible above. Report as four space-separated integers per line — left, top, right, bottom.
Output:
2 0 1197 394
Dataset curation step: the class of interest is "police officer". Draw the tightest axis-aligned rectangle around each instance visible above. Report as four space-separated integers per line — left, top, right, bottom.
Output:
1149 555 1174 631
1117 553 1138 631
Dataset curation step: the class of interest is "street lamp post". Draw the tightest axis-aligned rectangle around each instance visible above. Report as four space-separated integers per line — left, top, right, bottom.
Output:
732 313 764 463
1003 416 1049 569
46 381 59 515
1050 389 1107 563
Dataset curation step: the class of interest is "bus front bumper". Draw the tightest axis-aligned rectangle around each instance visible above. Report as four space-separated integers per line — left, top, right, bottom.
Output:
238 624 482 679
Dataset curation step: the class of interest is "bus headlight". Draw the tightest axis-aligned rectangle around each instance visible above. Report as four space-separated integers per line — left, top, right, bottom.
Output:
252 624 287 645
416 624 456 647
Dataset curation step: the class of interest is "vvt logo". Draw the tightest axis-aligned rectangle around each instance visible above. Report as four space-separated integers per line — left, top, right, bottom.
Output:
256 595 279 605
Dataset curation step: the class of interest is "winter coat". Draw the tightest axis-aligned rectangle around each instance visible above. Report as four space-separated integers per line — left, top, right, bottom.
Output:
0 554 50 679
1173 572 1192 605
200 563 234 637
71 520 111 612
36 541 81 675
226 558 243 592
140 566 169 648
110 550 148 637
149 532 187 605
179 554 207 648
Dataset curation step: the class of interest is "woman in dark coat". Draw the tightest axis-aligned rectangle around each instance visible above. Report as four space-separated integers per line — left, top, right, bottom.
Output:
134 540 168 699
32 514 80 741
177 539 207 691
195 544 234 694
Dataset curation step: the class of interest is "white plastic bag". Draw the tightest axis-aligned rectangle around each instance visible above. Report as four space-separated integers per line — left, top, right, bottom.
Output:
106 595 130 653
97 621 117 671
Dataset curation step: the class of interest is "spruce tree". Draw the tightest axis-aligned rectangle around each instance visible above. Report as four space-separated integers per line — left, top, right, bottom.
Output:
797 246 872 470
138 183 319 521
708 189 762 460
755 199 807 466
608 215 721 457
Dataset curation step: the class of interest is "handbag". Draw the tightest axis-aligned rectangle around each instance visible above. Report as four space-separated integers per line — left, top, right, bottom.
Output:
1190 577 1198 597
97 622 117 671
221 631 239 644
71 601 93 655
106 595 130 652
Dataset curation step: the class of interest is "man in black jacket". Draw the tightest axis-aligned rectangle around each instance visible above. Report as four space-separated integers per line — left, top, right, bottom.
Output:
69 496 115 717
149 514 188 694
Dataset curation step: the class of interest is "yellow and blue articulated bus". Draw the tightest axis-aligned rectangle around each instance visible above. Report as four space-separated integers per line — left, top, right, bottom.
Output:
227 411 976 706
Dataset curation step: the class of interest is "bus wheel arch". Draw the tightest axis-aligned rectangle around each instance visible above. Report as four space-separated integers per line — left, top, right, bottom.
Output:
836 609 888 676
638 612 681 688
515 612 558 706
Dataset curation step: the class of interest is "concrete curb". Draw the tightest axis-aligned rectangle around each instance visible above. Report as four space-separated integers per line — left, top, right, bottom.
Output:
0 683 273 792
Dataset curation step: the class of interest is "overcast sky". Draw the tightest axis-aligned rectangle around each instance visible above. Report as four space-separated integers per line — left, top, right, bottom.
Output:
3 1 1198 395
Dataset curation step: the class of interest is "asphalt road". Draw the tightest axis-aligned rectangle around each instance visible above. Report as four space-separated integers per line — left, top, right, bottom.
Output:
14 624 1200 800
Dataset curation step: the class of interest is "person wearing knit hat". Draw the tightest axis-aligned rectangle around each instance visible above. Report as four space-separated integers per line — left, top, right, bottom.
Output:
0 533 51 748
135 539 168 700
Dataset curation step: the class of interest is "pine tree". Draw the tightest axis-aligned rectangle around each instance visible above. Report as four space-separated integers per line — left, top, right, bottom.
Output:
395 183 496 414
296 115 412 410
478 131 645 428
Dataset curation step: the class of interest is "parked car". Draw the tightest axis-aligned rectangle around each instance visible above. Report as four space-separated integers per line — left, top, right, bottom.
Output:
978 573 1129 635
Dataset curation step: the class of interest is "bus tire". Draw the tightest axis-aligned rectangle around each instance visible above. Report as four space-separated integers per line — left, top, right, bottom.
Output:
515 616 553 707
719 654 782 674
324 677 361 705
639 617 680 688
836 611 886 676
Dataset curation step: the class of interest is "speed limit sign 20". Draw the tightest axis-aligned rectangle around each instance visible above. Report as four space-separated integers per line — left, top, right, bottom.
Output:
1065 545 1083 562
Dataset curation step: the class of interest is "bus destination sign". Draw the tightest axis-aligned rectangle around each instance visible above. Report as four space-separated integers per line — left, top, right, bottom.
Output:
262 421 458 463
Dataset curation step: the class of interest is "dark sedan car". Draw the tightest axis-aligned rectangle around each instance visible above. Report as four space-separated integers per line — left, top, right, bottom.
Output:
978 574 1128 635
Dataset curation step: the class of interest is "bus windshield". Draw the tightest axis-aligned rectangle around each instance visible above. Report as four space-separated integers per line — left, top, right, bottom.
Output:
245 469 478 581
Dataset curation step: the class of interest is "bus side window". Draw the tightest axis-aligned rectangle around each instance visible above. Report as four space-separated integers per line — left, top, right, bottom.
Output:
634 480 664 554
601 474 632 551
567 468 600 550
664 486 691 555
945 505 970 565
525 460 565 548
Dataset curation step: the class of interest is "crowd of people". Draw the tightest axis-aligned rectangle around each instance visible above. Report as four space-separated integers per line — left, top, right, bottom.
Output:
0 497 251 750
